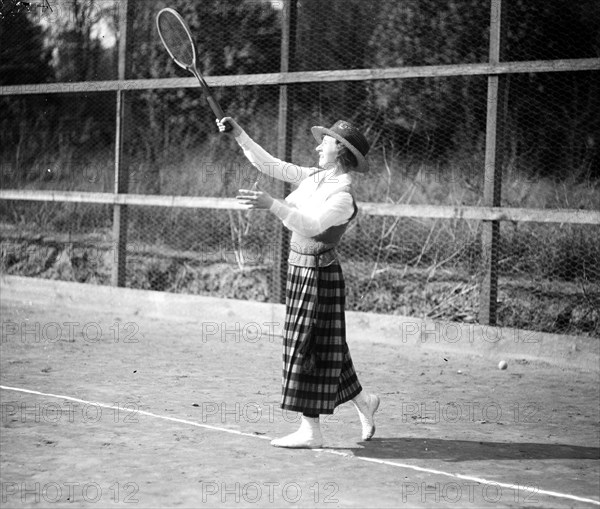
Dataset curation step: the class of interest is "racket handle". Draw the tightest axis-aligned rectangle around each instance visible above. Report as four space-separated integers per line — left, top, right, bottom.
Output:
206 96 232 132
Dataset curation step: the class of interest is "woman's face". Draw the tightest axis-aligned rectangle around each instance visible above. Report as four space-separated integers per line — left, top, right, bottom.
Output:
316 135 339 168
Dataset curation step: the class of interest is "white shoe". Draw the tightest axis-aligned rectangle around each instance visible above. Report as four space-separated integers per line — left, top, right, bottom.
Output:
270 416 323 449
353 393 380 441
270 432 323 449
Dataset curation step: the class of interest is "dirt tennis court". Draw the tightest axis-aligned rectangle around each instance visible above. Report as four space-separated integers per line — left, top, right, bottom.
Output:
1 276 599 508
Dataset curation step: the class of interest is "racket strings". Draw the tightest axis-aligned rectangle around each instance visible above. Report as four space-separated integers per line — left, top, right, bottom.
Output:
157 11 195 68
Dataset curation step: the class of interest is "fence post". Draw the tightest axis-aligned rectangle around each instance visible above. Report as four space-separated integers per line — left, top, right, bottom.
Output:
272 0 298 303
480 0 506 325
111 0 132 287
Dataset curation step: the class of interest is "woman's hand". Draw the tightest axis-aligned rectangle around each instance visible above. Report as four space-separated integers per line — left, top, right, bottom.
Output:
216 116 243 137
236 186 274 210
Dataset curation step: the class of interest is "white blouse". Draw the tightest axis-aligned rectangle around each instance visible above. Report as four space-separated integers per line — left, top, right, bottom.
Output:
235 130 355 237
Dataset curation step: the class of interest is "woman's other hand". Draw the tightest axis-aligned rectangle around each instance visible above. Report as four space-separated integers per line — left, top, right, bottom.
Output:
236 186 274 210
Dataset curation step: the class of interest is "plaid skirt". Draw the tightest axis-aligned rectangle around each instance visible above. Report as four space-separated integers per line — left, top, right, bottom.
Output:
280 262 362 415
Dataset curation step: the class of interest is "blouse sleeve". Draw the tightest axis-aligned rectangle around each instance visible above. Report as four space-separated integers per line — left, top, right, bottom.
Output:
235 130 313 184
269 191 355 237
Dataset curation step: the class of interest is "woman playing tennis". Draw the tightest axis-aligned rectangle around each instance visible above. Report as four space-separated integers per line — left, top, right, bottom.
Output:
217 117 380 449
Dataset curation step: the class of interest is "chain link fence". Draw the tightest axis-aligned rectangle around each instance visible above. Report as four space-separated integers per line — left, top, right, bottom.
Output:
1 0 599 337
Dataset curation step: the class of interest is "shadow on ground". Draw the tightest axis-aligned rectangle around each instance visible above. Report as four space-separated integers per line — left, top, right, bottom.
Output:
352 437 600 462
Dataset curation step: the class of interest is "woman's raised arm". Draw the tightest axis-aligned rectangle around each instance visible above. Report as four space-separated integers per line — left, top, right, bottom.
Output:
217 117 312 184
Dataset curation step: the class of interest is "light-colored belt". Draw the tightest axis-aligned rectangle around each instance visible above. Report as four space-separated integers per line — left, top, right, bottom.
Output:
288 248 338 268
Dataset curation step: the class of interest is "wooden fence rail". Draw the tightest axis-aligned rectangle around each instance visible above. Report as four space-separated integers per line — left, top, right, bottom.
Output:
1 190 599 225
1 58 598 96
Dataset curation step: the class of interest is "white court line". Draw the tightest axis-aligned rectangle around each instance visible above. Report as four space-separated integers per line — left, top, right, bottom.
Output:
2 384 599 507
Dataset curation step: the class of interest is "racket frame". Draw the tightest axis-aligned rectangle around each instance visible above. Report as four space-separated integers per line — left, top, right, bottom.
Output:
156 8 230 130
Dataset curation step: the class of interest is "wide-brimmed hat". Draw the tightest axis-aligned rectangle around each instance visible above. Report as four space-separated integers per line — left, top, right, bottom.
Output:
311 120 370 173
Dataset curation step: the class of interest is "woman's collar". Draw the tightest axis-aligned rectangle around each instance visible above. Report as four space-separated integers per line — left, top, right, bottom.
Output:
309 165 351 185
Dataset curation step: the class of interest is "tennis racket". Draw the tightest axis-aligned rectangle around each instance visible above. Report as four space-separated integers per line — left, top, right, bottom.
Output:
156 8 231 132
242 174 262 236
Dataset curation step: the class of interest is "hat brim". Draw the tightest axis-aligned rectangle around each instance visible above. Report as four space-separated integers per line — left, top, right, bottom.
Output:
311 126 369 173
